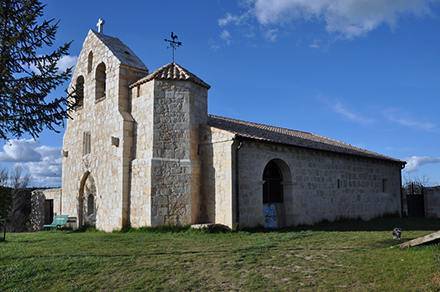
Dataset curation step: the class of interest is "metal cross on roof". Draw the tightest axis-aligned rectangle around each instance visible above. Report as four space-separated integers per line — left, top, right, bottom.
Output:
164 32 183 63
97 18 105 33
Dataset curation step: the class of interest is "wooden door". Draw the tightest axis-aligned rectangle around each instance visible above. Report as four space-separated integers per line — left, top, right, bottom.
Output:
44 199 54 224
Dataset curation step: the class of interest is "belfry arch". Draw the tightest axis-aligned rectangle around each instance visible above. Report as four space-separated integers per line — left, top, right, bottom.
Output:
78 172 97 228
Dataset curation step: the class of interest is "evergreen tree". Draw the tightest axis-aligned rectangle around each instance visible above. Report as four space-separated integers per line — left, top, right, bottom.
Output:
0 0 73 140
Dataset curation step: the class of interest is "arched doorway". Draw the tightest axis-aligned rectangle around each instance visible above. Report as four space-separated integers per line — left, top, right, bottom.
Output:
78 172 97 228
262 159 289 228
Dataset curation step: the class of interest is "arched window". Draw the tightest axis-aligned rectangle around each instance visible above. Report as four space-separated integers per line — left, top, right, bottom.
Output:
263 160 284 203
87 51 93 74
95 62 106 100
75 75 84 108
87 194 95 216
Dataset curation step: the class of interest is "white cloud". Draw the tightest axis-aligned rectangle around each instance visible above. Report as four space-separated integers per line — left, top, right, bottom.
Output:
29 55 78 74
330 101 374 125
220 30 232 45
220 0 437 39
405 156 440 172
218 12 249 27
384 109 437 131
57 55 78 72
0 140 61 187
263 28 279 42
0 139 42 162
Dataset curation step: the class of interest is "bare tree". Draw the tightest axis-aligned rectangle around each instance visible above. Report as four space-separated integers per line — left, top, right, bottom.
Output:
0 169 11 220
8 166 31 231
10 166 30 189
0 169 8 186
403 174 430 188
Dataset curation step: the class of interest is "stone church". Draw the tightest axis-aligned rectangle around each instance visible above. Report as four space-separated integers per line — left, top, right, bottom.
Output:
38 26 406 232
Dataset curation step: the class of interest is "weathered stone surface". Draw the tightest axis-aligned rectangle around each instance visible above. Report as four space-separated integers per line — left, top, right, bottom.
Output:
236 141 402 228
199 127 235 227
62 30 147 232
30 188 62 231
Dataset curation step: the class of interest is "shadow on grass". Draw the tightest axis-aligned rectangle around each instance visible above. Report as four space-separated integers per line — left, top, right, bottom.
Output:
242 217 440 233
30 217 440 235
0 247 259 261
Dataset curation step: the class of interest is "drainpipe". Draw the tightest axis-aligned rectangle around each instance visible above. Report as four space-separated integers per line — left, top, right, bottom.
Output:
400 162 406 217
234 138 243 228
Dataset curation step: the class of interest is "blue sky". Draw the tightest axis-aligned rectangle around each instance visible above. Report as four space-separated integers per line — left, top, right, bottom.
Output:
1 0 440 186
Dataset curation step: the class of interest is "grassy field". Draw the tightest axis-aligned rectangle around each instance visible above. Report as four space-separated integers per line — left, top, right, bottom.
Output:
1 218 440 291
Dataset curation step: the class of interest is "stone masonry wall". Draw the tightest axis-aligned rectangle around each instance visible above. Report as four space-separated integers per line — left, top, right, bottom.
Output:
425 187 440 218
149 80 208 226
200 127 235 227
62 31 147 232
129 81 155 227
30 188 62 231
237 140 402 228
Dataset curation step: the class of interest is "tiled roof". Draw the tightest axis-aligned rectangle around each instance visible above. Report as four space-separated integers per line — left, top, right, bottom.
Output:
130 63 210 89
208 115 405 164
92 30 148 71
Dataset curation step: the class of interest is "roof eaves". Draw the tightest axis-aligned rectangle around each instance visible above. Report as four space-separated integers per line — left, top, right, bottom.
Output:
207 115 405 165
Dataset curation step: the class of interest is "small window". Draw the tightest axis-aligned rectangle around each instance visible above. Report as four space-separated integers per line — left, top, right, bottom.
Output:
83 132 91 155
337 179 341 189
95 62 106 100
136 85 141 97
382 179 388 192
75 75 84 108
87 51 93 74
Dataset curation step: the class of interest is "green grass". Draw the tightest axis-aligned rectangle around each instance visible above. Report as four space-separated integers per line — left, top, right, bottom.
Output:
1 218 440 291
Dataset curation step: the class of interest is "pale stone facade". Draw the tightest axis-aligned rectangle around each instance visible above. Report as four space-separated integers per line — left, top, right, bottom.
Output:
55 29 406 231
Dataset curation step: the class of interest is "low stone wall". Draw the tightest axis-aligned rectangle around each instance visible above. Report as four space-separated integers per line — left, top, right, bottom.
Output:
425 187 440 218
30 188 62 231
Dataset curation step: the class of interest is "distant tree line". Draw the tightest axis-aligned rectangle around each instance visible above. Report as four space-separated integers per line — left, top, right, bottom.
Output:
0 167 33 231
402 175 431 195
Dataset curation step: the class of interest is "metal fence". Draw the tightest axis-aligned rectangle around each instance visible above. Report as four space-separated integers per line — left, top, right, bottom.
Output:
403 183 425 217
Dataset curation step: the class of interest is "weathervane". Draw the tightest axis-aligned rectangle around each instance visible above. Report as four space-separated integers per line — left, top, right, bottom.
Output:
164 32 183 63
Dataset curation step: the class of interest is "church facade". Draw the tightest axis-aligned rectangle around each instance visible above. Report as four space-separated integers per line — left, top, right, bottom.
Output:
57 29 405 232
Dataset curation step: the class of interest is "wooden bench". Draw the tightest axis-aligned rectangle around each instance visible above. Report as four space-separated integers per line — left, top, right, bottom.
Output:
43 215 69 230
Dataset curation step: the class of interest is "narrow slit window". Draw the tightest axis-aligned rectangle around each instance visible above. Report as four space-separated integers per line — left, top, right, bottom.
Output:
75 75 84 108
83 132 91 155
382 179 388 192
87 51 93 74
